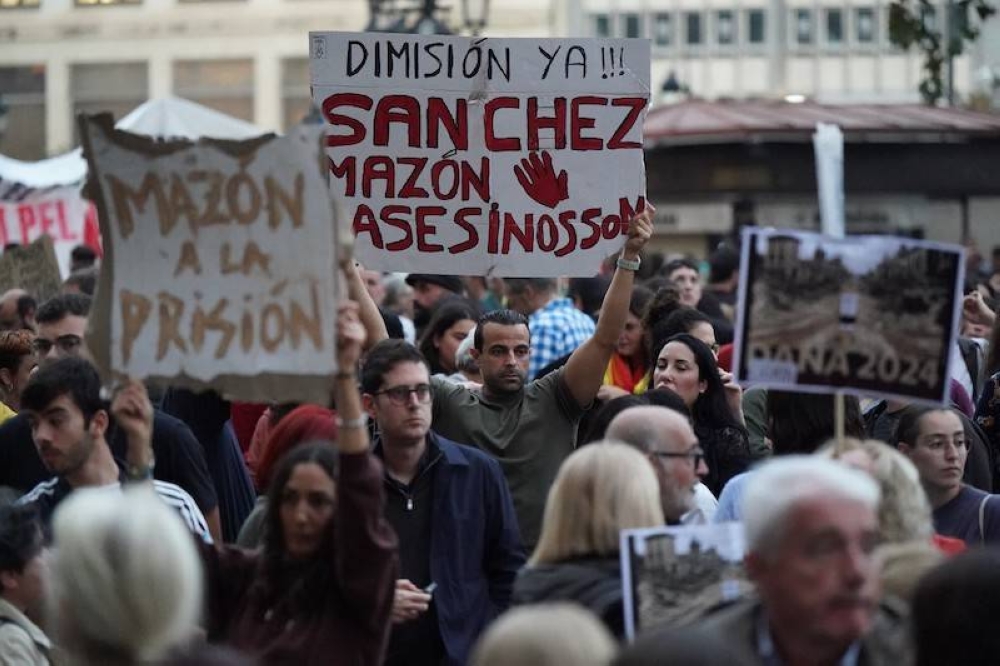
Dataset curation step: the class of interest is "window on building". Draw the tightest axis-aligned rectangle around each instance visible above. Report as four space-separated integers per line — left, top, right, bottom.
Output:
0 0 40 9
795 8 813 44
717 10 735 45
71 62 147 140
826 8 844 43
281 58 313 131
855 7 876 43
921 5 937 31
686 12 703 45
623 13 642 38
0 66 45 160
747 9 766 44
173 59 254 122
653 13 673 46
594 13 610 37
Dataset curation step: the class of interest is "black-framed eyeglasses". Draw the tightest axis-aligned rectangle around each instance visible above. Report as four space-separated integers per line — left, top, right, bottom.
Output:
32 335 83 355
374 383 432 405
652 448 705 467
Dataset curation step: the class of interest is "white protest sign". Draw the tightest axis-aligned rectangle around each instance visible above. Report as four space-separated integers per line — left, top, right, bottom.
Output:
310 33 651 277
0 178 102 277
80 116 338 403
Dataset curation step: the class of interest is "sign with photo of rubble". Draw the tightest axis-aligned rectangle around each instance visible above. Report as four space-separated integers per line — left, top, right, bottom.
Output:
732 228 964 404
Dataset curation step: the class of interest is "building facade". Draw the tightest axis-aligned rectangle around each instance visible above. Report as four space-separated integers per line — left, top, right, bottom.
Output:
561 0 979 104
0 0 554 160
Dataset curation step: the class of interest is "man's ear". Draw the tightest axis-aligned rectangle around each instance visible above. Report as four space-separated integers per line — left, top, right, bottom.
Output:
89 409 110 439
0 570 17 592
897 441 913 457
0 367 12 390
469 347 481 361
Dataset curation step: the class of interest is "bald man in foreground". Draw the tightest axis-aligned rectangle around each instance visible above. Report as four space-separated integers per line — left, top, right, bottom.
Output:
607 406 710 524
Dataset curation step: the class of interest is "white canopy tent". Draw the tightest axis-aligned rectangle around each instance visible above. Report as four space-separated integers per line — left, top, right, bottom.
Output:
0 96 265 187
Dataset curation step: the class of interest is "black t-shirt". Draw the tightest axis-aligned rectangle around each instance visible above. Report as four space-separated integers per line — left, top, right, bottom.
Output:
0 410 218 514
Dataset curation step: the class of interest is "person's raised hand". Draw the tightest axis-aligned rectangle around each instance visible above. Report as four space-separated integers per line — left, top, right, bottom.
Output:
111 379 154 450
391 579 431 624
623 203 654 259
963 290 995 328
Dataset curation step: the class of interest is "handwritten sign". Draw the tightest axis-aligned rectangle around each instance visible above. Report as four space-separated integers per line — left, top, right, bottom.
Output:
0 178 102 277
79 114 339 403
0 235 63 305
732 228 964 404
310 33 650 277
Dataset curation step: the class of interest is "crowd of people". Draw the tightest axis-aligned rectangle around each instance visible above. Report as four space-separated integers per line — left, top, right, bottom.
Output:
1 217 1000 666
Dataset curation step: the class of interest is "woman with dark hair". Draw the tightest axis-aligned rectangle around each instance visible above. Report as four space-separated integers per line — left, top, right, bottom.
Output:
715 390 864 522
647 307 718 369
651 333 751 496
417 300 479 376
599 286 654 399
192 303 397 665
0 329 36 423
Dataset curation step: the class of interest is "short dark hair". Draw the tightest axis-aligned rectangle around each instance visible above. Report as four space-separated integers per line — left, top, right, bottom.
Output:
16 294 36 322
767 390 863 455
566 276 611 318
20 356 104 425
661 257 699 278
474 309 529 351
36 293 92 325
648 307 712 365
63 267 99 297
361 339 429 395
708 244 740 284
0 504 44 594
70 244 98 266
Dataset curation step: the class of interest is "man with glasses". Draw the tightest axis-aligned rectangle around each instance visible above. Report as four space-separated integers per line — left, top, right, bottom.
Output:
0 293 222 542
606 405 711 524
896 404 1000 545
360 339 524 666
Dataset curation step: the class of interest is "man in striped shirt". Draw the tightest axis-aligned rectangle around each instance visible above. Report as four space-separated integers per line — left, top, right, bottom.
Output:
16 357 211 543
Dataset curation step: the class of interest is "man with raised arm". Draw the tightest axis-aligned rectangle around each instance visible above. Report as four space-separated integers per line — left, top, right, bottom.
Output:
390 209 653 550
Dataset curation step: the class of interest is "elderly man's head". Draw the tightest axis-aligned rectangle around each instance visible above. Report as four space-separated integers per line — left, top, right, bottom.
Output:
743 456 881 655
606 405 706 522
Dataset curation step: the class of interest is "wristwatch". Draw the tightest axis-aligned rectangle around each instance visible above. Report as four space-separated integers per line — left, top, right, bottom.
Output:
616 255 641 271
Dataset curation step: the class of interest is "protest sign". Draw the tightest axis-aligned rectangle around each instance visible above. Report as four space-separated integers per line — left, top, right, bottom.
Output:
0 235 63 305
620 523 750 640
0 178 102 277
732 228 964 404
79 114 339 403
310 32 650 276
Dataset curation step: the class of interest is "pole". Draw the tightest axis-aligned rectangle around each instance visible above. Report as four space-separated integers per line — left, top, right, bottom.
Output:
834 390 845 448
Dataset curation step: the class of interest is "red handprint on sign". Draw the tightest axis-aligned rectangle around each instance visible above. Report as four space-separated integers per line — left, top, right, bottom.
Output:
513 151 569 209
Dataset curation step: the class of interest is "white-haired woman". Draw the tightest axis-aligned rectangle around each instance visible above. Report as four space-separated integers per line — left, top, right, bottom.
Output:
48 485 203 666
511 442 664 638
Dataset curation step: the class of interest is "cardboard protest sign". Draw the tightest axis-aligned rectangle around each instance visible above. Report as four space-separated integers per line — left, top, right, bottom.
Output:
0 178 102 277
79 114 339 403
732 228 964 404
310 32 650 276
0 235 63 305
620 523 750 640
